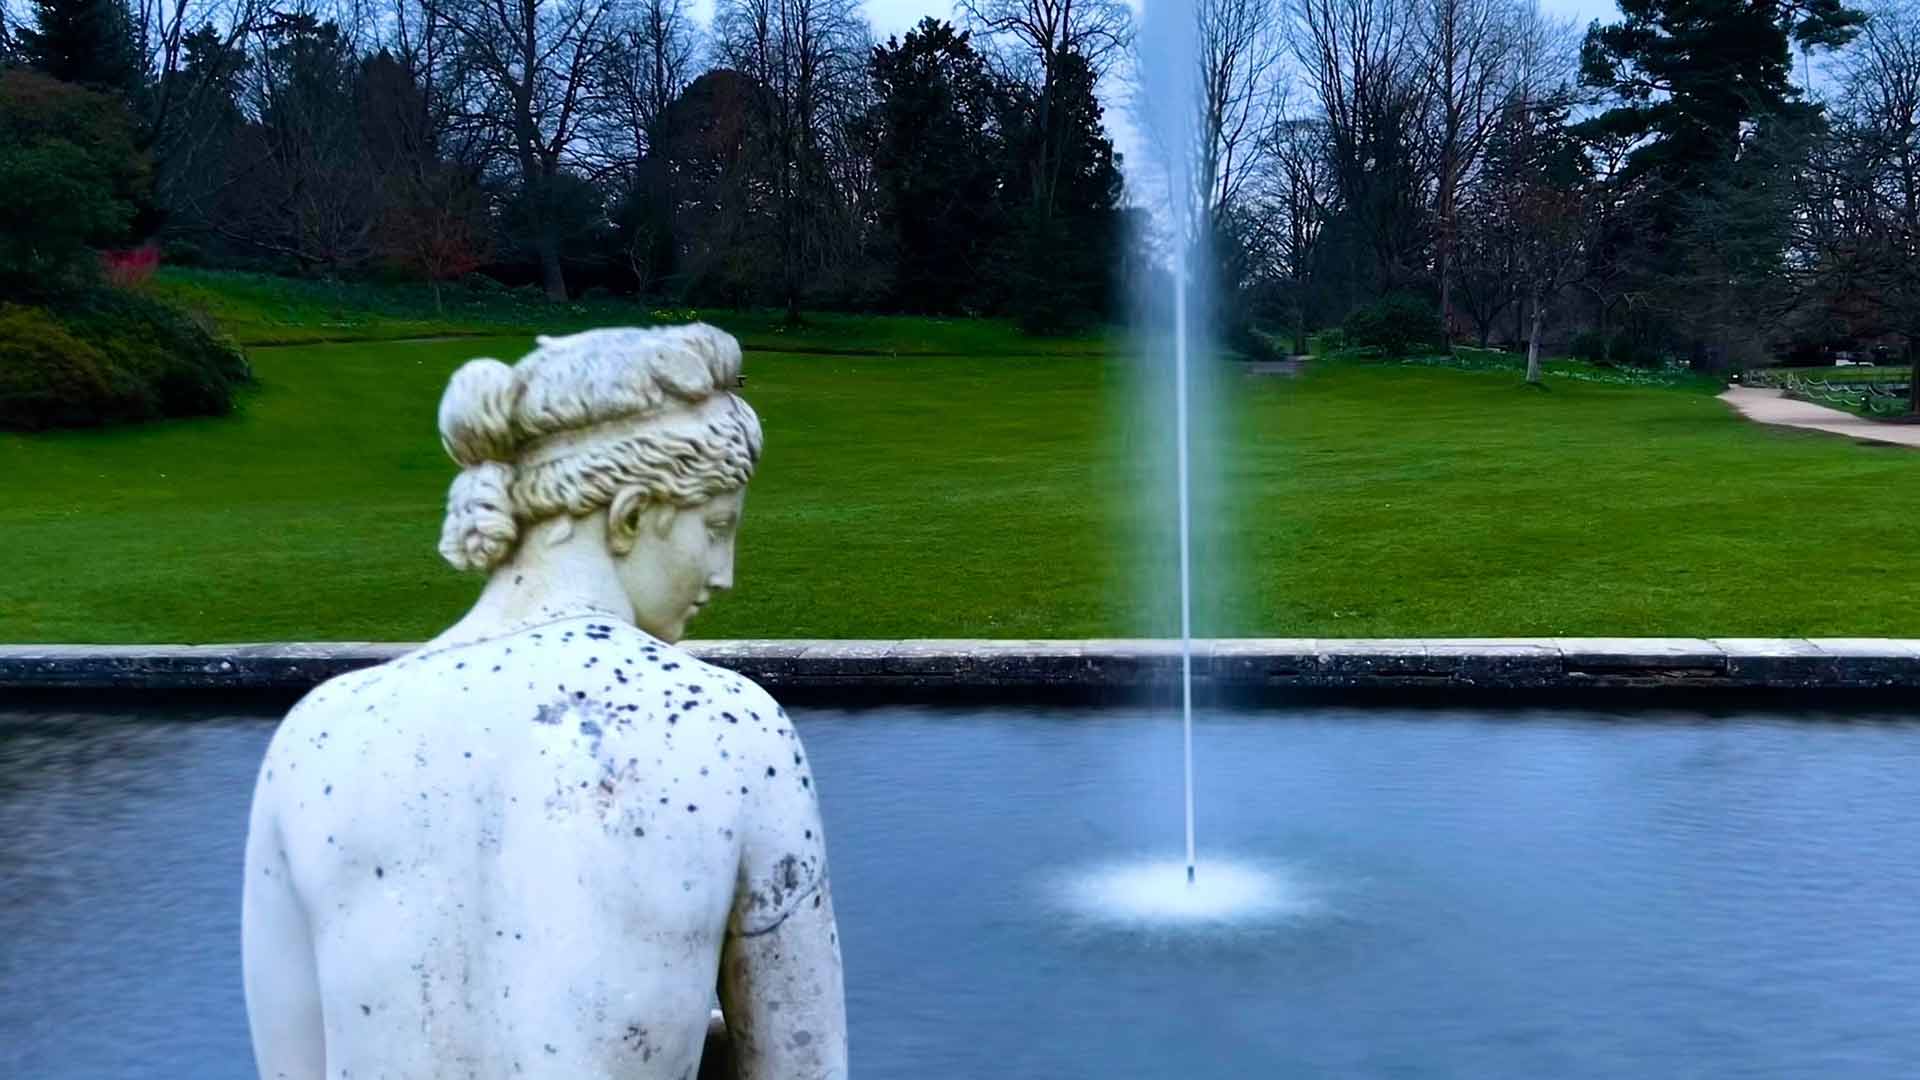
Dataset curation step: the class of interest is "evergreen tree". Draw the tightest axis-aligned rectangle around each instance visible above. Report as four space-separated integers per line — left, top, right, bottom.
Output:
1003 49 1122 332
1575 0 1864 362
864 19 1012 314
16 0 142 100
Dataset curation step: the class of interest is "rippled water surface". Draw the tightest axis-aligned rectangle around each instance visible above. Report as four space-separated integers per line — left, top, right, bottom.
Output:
6 702 1920 1077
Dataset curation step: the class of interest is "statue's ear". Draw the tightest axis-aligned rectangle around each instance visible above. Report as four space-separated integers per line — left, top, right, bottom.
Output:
607 487 648 555
608 488 672 555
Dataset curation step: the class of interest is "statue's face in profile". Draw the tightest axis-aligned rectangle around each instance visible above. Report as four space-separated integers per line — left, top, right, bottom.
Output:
620 488 746 643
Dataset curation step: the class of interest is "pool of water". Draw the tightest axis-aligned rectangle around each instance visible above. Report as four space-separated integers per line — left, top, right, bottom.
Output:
5 702 1920 1077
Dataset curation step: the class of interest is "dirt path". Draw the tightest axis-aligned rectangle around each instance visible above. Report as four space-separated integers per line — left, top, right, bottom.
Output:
1720 385 1920 448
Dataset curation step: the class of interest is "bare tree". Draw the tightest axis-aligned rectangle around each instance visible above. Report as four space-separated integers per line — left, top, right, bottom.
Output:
1195 0 1284 232
425 0 619 299
1415 0 1517 342
1261 108 1337 350
1288 0 1432 294
587 0 699 177
715 0 868 320
1837 1 1920 405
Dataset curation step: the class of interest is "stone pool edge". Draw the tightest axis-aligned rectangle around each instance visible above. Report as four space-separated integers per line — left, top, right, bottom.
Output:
4 638 1920 695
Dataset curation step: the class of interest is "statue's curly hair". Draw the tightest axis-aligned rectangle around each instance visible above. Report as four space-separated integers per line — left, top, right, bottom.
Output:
435 325 762 573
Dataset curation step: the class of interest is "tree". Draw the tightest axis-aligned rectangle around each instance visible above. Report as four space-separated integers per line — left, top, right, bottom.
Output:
16 0 142 98
590 0 700 179
1289 0 1434 300
1495 96 1592 381
1000 47 1122 331
962 0 1130 307
628 67 768 303
216 14 379 273
0 70 149 292
1576 0 1864 359
1834 2 1920 407
716 0 870 321
864 18 1011 313
425 0 619 300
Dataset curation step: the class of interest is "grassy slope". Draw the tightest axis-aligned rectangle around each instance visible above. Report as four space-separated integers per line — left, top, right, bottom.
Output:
6 318 1920 641
145 268 1109 356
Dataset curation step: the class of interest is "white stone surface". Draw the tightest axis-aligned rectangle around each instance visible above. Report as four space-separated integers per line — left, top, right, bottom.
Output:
242 326 845 1080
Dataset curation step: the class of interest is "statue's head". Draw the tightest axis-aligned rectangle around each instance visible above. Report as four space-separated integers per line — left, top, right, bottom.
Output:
435 325 762 642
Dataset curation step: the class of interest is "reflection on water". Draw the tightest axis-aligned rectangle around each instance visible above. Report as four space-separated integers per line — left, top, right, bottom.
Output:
5 703 1920 1078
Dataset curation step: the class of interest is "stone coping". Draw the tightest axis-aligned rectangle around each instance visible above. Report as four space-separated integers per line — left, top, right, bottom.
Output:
4 638 1920 696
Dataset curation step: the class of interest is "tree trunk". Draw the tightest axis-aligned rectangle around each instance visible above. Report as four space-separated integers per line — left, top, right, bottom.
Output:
1525 295 1546 384
431 278 443 315
538 231 569 302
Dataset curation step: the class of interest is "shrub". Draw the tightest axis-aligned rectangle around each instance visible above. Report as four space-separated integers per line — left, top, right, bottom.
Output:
0 287 250 430
1565 328 1667 369
0 70 149 292
1308 328 1346 355
0 305 122 429
1343 294 1441 357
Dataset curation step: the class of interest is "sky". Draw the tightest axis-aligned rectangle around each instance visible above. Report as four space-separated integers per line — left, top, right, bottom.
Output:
697 0 1625 43
686 0 1630 197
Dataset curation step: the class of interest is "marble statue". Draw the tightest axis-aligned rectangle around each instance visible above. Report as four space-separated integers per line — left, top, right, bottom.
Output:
241 325 846 1080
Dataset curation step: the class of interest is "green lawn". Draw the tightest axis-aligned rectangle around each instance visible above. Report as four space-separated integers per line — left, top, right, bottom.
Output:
7 314 1920 642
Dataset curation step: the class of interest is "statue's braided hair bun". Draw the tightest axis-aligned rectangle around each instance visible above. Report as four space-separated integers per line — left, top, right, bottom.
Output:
437 359 521 572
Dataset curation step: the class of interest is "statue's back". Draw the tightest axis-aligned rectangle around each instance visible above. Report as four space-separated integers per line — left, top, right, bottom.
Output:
246 616 809 1079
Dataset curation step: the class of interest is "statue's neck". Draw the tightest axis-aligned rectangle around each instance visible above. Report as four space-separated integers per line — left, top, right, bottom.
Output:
426 518 634 652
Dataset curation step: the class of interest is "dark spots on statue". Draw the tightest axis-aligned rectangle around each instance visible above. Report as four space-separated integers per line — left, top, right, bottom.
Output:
573 690 586 702
532 704 564 726
662 662 680 671
455 662 466 670
793 752 802 765
492 665 501 673
766 766 777 778
633 826 645 837
360 1004 372 1016
375 866 384 878
624 1025 653 1060
614 669 628 685
324 784 333 796
804 829 812 840
464 751 472 759
699 766 708 776
584 657 599 668
659 796 669 805
722 711 738 724
792 1030 814 1048
801 776 811 789
266 769 273 782
579 719 602 738
544 1044 558 1055
740 786 749 794
513 574 524 585
688 684 704 695
687 804 699 813
813 894 822 909
683 701 697 711
327 834 335 845
667 714 679 725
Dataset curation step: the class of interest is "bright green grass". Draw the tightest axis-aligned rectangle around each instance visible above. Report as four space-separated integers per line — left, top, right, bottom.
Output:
146 268 1110 357
6 335 1920 642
